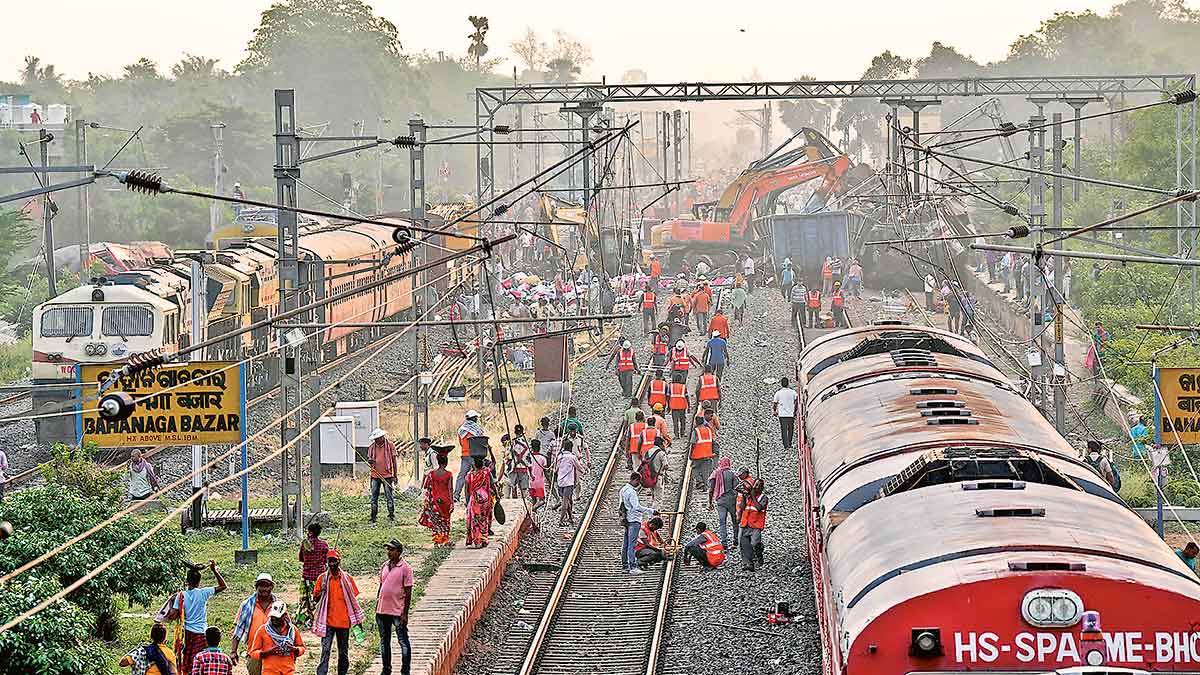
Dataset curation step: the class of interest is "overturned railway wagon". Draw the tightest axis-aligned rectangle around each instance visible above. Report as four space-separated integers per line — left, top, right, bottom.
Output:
797 323 1200 674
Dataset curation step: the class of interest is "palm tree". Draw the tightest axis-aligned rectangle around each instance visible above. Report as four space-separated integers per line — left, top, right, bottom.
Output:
171 54 220 80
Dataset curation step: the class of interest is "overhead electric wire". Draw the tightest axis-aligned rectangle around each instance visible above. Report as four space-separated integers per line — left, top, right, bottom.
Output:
0 273 462 597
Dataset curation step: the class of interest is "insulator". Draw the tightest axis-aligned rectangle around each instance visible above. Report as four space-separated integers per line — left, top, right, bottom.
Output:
1007 223 1031 238
392 135 416 148
392 226 416 252
492 125 512 135
999 122 1019 136
1001 204 1021 217
121 170 166 195
1171 90 1197 105
492 203 509 217
99 392 136 420
1176 188 1198 201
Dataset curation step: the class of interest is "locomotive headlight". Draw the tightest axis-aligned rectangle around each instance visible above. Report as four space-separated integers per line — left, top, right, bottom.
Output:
1021 589 1084 627
909 627 943 657
95 344 107 356
84 344 96 356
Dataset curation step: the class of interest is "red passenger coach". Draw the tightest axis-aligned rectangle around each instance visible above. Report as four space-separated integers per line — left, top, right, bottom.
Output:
796 323 1200 674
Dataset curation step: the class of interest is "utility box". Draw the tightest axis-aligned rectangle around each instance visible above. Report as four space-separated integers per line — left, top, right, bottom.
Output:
334 400 379 467
318 416 356 475
533 334 572 402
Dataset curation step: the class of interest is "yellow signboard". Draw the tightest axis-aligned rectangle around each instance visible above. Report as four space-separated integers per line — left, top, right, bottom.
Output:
79 362 245 447
1156 367 1200 444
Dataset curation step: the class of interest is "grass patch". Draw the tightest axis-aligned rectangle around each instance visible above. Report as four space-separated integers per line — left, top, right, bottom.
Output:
107 480 462 674
0 335 30 382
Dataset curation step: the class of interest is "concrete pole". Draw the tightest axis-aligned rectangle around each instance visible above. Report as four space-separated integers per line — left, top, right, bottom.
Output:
40 129 57 298
673 109 682 217
1028 111 1046 410
1052 114 1066 434
209 124 225 244
190 258 207 529
74 120 87 266
274 90 302 538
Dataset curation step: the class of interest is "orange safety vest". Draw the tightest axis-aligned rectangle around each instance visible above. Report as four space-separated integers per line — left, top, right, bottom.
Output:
672 347 691 371
617 349 636 372
807 290 821 309
708 314 729 339
628 421 646 455
692 291 711 313
699 373 720 401
691 425 714 459
740 495 767 529
641 290 656 309
832 290 844 308
699 530 726 567
648 379 668 408
668 382 688 410
650 260 662 277
652 333 670 355
640 424 658 449
636 521 664 552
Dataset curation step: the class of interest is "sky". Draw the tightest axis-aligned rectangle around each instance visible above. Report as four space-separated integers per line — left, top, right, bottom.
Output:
1 0 1186 85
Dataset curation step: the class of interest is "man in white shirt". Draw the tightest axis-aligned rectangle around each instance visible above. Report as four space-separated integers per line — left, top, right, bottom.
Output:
772 377 800 449
619 473 658 575
743 256 756 293
923 274 936 312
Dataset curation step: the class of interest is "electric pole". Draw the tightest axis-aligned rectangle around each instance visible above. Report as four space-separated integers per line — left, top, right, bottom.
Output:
209 123 225 245
409 115 427 480
1052 113 1066 434
1027 111 1047 412
190 256 208 529
274 90 302 538
40 129 57 298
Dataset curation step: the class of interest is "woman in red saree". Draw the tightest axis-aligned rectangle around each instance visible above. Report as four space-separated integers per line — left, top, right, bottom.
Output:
419 451 454 546
465 456 493 548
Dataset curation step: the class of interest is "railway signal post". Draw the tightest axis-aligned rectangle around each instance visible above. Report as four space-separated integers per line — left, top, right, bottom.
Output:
274 89 303 538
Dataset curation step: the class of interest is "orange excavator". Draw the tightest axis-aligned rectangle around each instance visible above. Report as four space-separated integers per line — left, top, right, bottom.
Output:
646 127 870 271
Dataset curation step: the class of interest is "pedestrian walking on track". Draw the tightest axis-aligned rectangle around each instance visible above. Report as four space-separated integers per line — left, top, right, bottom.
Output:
790 282 806 333
806 286 822 328
619 472 658 575
608 339 641 398
419 450 453 546
651 323 671 365
708 457 739 550
376 540 414 675
730 281 748 324
772 377 798 449
668 380 690 436
689 415 717 491
640 282 657 335
697 366 721 409
556 440 587 526
703 330 731 379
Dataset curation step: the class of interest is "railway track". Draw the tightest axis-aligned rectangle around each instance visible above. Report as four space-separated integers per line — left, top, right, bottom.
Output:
510 294 721 675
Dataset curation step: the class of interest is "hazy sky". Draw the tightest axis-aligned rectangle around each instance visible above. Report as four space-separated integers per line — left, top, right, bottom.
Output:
1 0 1187 84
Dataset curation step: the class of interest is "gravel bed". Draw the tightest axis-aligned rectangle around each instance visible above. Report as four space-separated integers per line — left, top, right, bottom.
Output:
660 287 822 675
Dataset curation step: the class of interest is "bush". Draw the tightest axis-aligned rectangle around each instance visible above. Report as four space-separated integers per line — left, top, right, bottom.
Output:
1165 479 1200 507
0 444 186 675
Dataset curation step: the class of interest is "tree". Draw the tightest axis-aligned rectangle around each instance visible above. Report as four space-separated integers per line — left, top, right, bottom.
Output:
835 51 912 161
122 58 162 82
170 54 221 80
467 15 490 71
0 443 186 675
544 30 592 83
778 75 833 137
510 27 546 73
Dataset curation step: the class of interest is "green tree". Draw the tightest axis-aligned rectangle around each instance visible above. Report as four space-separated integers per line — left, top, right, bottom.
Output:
0 443 186 674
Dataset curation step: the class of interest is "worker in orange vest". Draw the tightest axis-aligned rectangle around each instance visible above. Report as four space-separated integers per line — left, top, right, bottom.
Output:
634 516 666 568
682 521 726 570
805 286 822 329
831 280 847 328
647 402 672 446
688 415 717 490
647 377 668 411
707 308 730 340
670 340 701 384
667 291 690 325
453 410 484 502
649 254 662 283
690 283 712 333
702 401 720 430
821 256 833 294
606 339 641 398
650 323 671 368
667 380 690 436
738 479 769 572
627 411 647 469
697 366 721 409
639 282 658 335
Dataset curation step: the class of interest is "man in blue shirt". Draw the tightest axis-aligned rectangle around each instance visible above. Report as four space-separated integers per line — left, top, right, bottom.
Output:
170 560 227 672
1130 412 1149 459
780 263 795 301
703 331 731 379
1177 542 1198 573
619 473 658 575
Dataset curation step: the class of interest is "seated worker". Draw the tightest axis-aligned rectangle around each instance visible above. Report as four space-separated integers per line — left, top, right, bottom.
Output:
681 521 726 570
635 516 666 568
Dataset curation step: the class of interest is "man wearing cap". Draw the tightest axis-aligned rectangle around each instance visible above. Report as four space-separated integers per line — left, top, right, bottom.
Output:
367 428 396 523
690 282 712 333
454 411 484 503
248 601 304 675
313 550 363 675
377 540 414 675
231 572 277 674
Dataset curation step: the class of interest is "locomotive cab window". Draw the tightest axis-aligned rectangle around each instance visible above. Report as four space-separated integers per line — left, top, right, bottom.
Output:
102 306 154 337
41 307 93 338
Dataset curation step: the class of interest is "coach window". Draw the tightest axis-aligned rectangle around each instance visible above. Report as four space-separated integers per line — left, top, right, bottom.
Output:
41 307 93 338
102 306 155 338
